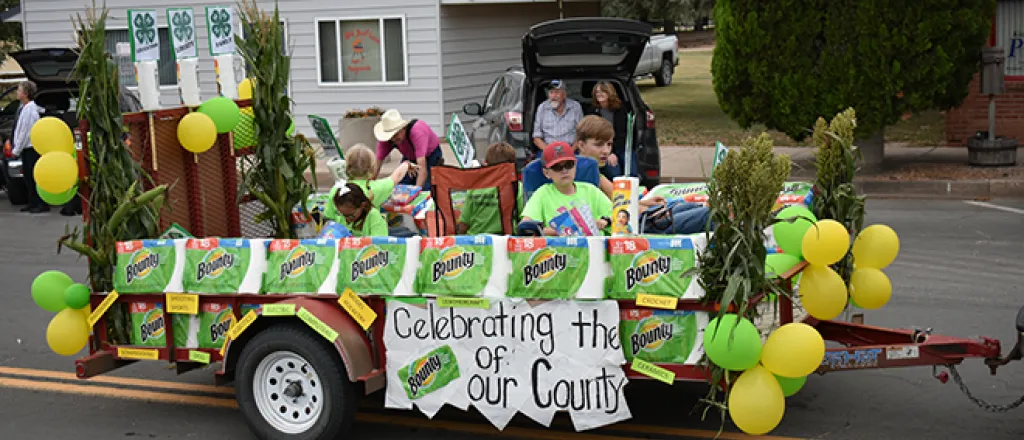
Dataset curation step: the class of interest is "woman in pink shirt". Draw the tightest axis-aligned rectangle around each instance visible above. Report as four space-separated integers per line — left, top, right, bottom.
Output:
373 109 443 189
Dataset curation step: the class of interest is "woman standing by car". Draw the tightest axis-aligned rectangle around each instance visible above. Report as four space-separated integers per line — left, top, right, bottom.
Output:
590 81 638 178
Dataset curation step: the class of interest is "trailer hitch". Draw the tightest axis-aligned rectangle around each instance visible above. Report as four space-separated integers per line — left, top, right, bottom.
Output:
982 306 1024 375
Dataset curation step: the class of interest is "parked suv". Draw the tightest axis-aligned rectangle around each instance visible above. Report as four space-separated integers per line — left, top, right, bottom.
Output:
462 18 662 188
1 48 79 205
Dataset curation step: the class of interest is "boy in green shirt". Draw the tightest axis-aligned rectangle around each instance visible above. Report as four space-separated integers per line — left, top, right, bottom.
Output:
521 141 612 236
456 142 524 235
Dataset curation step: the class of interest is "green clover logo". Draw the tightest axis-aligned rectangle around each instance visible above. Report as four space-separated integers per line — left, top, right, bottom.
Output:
172 11 193 42
210 9 232 39
134 13 156 45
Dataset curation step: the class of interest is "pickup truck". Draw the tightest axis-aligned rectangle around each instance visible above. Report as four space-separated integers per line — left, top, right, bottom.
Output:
633 34 679 86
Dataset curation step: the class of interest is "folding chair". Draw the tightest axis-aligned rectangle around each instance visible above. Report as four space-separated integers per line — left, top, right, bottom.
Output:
429 162 520 236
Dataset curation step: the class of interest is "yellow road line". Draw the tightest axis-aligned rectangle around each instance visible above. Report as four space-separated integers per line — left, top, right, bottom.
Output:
0 376 239 408
0 366 235 395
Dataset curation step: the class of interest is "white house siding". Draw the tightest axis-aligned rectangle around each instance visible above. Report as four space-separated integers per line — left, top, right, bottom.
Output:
20 0 443 137
438 1 600 122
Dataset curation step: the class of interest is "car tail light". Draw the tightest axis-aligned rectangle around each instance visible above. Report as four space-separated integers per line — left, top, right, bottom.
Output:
645 169 659 178
646 110 656 129
505 112 523 132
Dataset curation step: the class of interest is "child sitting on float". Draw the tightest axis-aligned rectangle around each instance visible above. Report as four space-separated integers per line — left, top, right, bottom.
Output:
341 143 417 208
327 182 389 237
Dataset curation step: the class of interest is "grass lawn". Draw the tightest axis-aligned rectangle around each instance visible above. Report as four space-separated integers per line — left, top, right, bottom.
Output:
639 49 946 147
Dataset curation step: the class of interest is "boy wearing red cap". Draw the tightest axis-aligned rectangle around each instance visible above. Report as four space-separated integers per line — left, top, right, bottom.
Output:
520 141 612 236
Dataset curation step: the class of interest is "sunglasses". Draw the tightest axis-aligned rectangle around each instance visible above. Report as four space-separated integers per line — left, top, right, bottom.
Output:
547 161 576 173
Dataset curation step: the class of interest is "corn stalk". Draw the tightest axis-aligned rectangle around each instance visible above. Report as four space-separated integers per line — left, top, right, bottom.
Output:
58 3 169 344
810 108 865 283
236 0 313 238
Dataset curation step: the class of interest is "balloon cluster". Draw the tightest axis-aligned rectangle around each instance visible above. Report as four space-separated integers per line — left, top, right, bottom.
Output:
32 270 92 356
178 96 241 153
29 118 80 205
704 315 824 435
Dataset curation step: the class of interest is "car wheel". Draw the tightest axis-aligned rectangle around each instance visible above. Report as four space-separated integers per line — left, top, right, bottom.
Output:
655 59 673 87
6 177 27 205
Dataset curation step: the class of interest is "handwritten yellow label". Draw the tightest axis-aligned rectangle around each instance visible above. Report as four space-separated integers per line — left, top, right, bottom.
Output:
630 358 675 384
117 347 159 361
188 350 211 364
227 310 258 340
436 296 490 309
338 288 376 330
88 291 119 327
636 293 678 310
165 293 199 315
298 308 339 342
262 303 296 316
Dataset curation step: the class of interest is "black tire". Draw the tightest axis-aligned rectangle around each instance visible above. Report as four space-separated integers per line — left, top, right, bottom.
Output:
654 59 673 87
6 177 27 205
236 323 358 440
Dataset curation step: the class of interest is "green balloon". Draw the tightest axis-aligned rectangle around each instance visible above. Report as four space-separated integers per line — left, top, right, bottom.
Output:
233 112 256 149
765 253 802 278
775 374 807 397
31 270 74 312
703 314 762 371
38 186 77 206
773 205 816 257
63 283 91 310
198 97 241 134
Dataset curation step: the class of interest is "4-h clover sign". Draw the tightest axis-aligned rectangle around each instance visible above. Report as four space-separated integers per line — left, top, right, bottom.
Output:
205 6 236 55
168 8 198 59
127 10 161 62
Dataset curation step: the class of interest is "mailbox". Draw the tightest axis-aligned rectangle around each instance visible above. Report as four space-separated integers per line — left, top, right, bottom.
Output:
981 47 1005 95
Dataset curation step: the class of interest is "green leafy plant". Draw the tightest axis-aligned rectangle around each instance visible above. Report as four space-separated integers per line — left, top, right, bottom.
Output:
343 106 384 119
811 108 865 283
236 0 314 238
60 3 169 344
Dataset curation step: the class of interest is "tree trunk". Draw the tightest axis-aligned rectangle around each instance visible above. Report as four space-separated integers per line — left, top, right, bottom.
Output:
857 127 885 174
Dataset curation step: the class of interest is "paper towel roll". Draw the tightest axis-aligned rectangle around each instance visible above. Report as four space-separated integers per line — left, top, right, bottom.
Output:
483 235 509 298
611 177 639 236
177 58 202 107
397 237 420 296
214 54 239 99
167 239 187 293
242 239 269 294
576 236 610 300
135 61 161 111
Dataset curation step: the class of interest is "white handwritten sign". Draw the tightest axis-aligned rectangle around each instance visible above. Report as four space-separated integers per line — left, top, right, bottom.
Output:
205 5 236 55
167 8 198 59
128 10 161 62
384 299 631 431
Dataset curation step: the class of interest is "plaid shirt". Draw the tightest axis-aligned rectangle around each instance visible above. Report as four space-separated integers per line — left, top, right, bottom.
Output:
532 98 583 145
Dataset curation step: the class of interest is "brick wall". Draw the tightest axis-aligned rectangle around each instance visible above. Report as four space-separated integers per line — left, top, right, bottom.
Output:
945 74 1024 146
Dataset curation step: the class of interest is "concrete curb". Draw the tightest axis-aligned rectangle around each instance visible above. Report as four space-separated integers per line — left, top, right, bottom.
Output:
659 176 1024 199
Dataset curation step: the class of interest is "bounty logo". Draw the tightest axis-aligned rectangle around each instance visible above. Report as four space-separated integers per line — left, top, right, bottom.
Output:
625 251 672 291
208 310 233 343
140 310 166 343
351 246 390 282
431 247 476 283
406 354 442 397
126 249 160 285
630 317 673 357
196 248 235 282
279 246 316 281
523 248 568 287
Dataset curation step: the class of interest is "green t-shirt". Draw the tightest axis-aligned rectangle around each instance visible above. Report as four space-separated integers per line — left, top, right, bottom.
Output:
521 183 612 234
457 183 525 235
341 210 389 237
320 178 395 221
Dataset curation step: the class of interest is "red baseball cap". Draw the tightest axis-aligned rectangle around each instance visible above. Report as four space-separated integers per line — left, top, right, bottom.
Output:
542 141 576 168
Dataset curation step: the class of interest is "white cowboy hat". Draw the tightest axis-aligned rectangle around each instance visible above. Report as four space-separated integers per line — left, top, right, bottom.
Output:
373 109 411 142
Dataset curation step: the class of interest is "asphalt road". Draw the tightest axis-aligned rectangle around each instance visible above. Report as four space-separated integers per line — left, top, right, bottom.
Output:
1 197 1023 439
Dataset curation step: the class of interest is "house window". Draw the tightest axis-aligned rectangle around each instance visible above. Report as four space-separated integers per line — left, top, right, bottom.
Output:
316 17 407 84
104 28 176 86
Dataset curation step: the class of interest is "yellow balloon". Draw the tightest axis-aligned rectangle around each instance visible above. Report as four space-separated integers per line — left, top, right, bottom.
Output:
801 219 850 266
852 224 900 269
47 308 90 356
34 151 79 194
177 112 218 153
761 323 825 378
799 264 848 320
238 78 254 100
30 116 75 155
728 365 785 435
849 267 892 310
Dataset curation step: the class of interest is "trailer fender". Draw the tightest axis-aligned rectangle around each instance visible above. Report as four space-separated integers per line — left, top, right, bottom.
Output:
218 297 381 393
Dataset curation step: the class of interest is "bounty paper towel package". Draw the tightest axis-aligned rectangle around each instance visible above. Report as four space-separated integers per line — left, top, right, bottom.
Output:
619 309 708 365
263 239 339 294
130 301 167 347
606 236 704 300
183 238 267 294
115 239 186 293
415 236 508 297
506 237 608 299
611 177 639 236
337 236 419 296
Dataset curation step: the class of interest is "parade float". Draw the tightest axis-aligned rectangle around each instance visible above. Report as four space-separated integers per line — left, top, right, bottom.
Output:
23 3 1024 439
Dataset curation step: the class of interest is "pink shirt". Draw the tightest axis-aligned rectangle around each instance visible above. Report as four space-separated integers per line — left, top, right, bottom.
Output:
375 120 440 162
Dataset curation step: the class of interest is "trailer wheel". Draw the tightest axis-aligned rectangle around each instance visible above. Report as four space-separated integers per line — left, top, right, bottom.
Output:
236 323 357 440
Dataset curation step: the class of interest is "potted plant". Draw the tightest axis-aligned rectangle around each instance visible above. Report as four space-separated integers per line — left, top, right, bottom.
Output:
338 106 384 153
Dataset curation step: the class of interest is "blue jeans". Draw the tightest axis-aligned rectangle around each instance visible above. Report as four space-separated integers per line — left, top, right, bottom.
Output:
399 147 444 190
670 202 712 234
